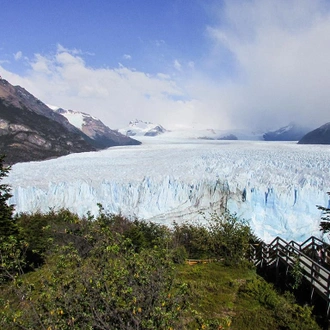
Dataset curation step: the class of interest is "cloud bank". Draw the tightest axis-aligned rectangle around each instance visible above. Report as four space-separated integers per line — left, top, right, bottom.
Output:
0 46 200 130
200 0 330 130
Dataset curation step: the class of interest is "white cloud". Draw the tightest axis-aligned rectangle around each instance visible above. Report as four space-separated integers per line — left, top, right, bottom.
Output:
188 61 195 69
173 59 182 72
0 48 199 130
157 73 171 80
123 54 132 60
155 39 166 47
14 51 22 60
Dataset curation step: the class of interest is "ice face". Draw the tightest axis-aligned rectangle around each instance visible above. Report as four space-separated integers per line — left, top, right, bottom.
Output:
4 138 330 243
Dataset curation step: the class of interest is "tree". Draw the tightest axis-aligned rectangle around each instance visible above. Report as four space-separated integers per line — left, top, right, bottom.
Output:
172 221 211 259
208 211 256 265
0 155 16 240
317 192 330 234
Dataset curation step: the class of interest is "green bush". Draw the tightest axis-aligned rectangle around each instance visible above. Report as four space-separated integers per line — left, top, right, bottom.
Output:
172 221 211 259
208 211 256 265
1 212 189 329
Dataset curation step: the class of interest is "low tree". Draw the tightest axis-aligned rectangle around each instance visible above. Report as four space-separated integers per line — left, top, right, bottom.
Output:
317 192 330 234
172 221 211 259
208 211 256 265
0 155 16 240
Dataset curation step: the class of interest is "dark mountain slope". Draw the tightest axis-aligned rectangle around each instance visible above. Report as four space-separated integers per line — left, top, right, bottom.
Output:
0 78 141 164
298 122 330 144
0 99 96 164
0 79 78 133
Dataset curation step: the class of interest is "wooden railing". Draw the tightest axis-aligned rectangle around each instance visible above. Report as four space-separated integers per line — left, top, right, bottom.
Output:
250 236 330 316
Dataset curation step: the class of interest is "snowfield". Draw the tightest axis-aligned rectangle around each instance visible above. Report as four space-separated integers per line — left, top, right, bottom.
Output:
4 137 330 243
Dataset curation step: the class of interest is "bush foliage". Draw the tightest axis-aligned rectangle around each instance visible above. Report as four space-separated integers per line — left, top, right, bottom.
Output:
1 210 189 329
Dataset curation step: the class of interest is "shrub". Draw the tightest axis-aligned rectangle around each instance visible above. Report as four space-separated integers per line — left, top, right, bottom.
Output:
1 213 189 329
208 211 256 265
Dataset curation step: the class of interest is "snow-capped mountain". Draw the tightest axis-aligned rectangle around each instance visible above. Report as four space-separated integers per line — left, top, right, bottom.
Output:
0 78 98 164
119 119 167 137
263 123 312 141
159 127 264 140
4 138 330 243
298 122 330 144
119 121 265 141
51 107 141 148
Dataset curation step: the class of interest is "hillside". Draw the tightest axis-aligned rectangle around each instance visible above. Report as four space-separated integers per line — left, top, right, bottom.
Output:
263 123 311 141
298 122 330 144
0 98 97 164
0 78 140 164
54 108 141 148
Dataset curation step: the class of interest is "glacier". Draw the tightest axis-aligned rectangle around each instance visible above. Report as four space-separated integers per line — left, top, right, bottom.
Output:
4 137 330 243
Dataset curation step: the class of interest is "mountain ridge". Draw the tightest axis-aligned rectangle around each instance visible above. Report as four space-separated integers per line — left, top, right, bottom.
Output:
263 123 312 141
0 78 140 164
53 108 141 148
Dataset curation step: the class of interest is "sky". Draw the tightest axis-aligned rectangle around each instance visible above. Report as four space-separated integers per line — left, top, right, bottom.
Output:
1 0 330 131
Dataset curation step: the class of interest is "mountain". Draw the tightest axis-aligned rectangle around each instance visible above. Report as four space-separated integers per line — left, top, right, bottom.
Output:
0 78 139 164
119 119 167 137
263 123 311 141
298 122 330 144
199 133 238 141
0 79 100 164
218 134 238 140
157 127 264 140
52 107 141 148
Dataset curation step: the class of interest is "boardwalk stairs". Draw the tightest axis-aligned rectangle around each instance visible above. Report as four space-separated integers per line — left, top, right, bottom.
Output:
250 236 330 316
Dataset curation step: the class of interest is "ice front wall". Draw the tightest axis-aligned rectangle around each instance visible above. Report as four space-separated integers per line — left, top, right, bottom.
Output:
4 138 330 243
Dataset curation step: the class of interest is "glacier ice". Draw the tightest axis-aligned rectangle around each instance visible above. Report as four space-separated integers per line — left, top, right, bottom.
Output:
4 137 330 243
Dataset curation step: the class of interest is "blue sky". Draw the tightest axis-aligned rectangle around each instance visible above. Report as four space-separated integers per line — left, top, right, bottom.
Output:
1 1 215 74
1 0 330 130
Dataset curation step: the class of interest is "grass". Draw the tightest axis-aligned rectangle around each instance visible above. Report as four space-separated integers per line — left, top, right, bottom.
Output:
176 261 321 330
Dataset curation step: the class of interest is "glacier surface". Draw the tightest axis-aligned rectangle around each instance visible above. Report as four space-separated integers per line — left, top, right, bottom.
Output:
4 137 330 243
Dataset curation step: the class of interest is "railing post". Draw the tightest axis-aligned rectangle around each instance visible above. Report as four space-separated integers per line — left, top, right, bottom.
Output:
275 239 279 282
326 275 330 318
266 244 269 267
261 243 267 268
327 273 330 317
311 255 315 284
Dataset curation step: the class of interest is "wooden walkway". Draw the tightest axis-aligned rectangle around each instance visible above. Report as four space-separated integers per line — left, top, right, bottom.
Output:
250 236 330 316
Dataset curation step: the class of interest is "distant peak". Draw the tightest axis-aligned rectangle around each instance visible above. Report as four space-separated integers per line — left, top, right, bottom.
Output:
263 122 312 141
129 119 152 126
120 119 167 137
